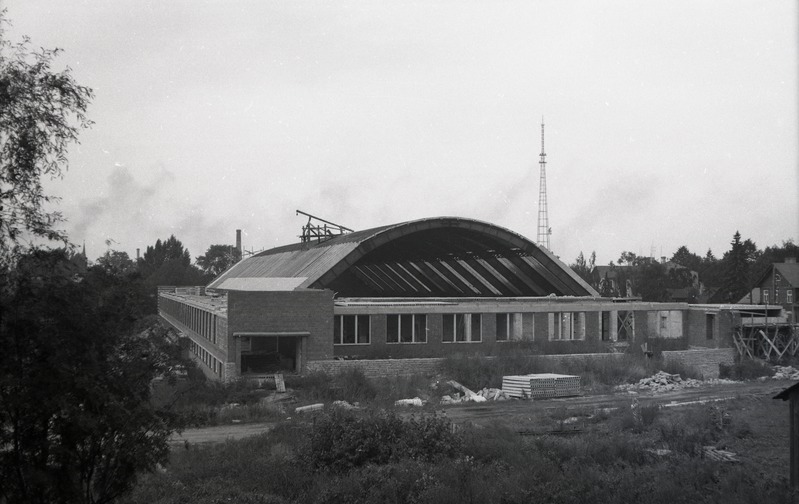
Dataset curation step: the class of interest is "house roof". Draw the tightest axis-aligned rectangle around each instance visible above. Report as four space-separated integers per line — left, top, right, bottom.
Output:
774 381 799 401
207 216 598 298
753 262 799 289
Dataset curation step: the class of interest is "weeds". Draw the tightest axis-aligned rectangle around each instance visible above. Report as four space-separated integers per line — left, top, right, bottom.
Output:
302 409 461 472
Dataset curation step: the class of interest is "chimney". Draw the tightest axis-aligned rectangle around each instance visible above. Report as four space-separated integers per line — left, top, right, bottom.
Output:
236 229 242 259
136 248 140 260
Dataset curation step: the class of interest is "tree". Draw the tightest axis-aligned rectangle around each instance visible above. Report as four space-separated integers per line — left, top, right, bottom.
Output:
138 235 205 290
0 249 182 503
196 243 240 278
617 251 639 266
96 249 135 277
569 251 595 286
139 235 191 274
670 245 702 272
0 16 93 263
720 231 758 303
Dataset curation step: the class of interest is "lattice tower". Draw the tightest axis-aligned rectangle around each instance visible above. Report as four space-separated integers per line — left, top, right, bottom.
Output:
536 120 551 249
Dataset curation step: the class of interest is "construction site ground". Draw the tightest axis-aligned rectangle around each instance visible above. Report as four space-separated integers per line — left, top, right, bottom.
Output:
171 379 791 479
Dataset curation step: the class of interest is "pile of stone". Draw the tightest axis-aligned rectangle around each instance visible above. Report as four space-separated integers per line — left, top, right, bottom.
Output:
616 371 703 393
772 366 799 380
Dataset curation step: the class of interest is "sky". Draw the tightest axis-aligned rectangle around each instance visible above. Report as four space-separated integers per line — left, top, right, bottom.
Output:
4 0 798 267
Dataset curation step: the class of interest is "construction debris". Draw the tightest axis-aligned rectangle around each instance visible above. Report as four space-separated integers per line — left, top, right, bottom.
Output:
440 388 509 405
615 371 703 393
477 388 509 401
446 380 487 402
395 397 424 407
331 400 359 410
773 366 799 380
703 446 740 463
294 403 324 414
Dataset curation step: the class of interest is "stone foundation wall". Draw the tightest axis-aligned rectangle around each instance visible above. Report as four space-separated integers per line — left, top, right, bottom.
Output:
662 348 736 379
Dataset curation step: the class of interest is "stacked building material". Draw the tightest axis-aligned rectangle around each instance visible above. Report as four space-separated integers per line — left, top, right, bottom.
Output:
501 373 581 399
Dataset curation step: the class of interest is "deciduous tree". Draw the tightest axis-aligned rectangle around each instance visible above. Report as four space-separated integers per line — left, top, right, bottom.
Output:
0 16 93 264
0 249 183 503
196 243 240 278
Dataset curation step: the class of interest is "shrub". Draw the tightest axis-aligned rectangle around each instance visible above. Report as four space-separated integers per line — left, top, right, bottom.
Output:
719 358 775 381
302 409 462 472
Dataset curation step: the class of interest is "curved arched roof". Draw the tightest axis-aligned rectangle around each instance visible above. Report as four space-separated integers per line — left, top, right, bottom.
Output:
208 217 598 297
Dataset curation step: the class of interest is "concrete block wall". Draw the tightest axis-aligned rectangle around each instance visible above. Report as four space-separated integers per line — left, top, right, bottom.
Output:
662 348 736 379
307 352 625 379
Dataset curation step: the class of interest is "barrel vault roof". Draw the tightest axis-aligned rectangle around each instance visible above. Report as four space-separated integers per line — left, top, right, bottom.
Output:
207 217 598 297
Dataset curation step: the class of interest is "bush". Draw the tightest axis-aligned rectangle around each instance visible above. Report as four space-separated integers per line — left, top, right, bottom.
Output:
719 359 775 381
302 409 462 472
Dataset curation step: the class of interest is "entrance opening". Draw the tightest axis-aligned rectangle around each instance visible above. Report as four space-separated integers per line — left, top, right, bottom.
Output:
240 336 298 374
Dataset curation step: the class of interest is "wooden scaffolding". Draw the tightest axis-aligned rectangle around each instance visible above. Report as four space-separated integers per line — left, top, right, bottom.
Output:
733 312 799 360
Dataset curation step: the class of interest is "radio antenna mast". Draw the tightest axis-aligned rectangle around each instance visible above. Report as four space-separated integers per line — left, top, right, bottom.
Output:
536 119 551 250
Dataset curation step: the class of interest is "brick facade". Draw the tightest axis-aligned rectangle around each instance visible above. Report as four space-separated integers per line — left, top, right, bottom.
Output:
227 289 335 371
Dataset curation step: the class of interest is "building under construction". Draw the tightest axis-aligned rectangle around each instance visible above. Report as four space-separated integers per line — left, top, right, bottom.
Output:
156 215 789 382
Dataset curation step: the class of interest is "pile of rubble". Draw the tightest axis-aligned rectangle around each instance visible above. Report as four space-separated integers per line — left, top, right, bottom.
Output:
439 380 509 405
616 371 703 393
772 366 799 380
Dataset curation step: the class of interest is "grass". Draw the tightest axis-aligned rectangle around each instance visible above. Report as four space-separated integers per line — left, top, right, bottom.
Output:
123 398 795 504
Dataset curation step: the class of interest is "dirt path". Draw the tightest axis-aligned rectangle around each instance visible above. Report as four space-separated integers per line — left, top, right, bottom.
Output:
170 379 790 446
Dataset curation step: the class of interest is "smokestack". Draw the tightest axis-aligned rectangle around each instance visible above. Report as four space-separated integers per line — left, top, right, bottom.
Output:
136 248 140 260
236 229 242 260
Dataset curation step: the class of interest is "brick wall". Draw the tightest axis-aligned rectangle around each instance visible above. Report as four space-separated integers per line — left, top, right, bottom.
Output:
662 348 736 379
227 289 335 367
307 352 625 379
685 308 737 348
332 312 614 360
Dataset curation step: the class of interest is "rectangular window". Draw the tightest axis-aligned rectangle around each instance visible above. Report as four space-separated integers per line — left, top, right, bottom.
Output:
549 313 584 341
443 314 481 342
788 289 794 304
496 313 523 341
387 314 427 344
775 288 779 303
763 289 770 305
496 313 509 341
706 314 715 340
334 315 371 345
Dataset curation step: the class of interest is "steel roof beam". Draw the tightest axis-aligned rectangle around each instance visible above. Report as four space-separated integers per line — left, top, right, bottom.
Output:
464 258 523 296
352 265 390 293
383 262 427 295
483 256 538 295
361 263 408 295
404 260 456 296
498 256 550 296
390 261 434 295
421 260 471 296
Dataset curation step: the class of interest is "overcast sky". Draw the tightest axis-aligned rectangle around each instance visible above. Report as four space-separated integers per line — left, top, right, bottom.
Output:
5 1 798 266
